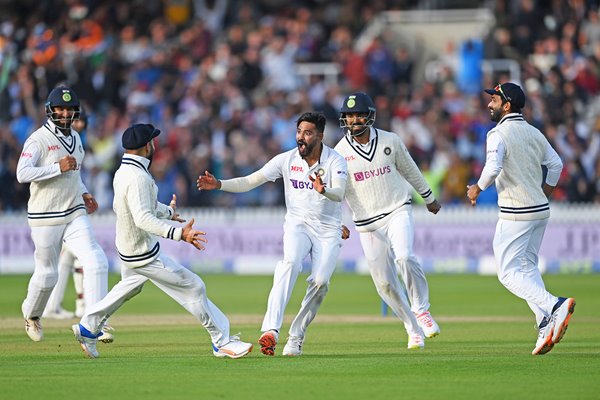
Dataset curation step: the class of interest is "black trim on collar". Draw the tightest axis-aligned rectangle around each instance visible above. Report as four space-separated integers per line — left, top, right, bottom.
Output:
43 122 77 154
121 156 149 174
345 129 378 162
498 114 525 125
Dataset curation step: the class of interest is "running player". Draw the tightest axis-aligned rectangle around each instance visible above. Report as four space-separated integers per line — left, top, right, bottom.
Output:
197 111 348 356
16 86 109 341
334 92 441 349
467 82 574 355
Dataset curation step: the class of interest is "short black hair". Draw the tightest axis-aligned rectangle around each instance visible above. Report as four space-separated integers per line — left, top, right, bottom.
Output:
296 111 326 133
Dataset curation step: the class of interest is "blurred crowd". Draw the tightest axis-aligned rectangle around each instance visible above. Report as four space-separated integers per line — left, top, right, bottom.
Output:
1 0 600 213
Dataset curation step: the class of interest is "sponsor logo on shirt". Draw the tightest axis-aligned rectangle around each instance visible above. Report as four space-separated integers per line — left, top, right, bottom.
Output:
289 179 314 190
344 155 356 161
48 145 61 151
353 166 392 182
21 152 33 158
337 170 347 176
291 165 304 172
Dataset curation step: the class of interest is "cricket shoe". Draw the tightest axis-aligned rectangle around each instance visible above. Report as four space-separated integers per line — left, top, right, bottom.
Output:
532 316 554 355
43 307 75 320
72 324 99 359
25 317 44 342
213 335 253 359
415 311 440 338
282 335 304 356
407 332 425 350
551 297 576 344
97 324 115 344
258 330 279 356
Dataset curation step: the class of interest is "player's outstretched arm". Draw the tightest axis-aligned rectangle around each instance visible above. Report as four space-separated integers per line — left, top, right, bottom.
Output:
182 218 208 251
197 171 221 191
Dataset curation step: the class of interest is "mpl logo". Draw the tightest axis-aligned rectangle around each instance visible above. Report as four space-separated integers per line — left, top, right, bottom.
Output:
48 145 61 151
345 155 356 161
291 165 304 172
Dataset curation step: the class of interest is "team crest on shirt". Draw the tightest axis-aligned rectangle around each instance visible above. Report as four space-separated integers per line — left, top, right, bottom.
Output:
384 147 391 155
317 168 325 176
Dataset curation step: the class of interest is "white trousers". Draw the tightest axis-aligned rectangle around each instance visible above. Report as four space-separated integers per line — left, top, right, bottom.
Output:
358 208 428 335
80 254 231 347
261 220 342 338
22 215 108 319
493 218 558 326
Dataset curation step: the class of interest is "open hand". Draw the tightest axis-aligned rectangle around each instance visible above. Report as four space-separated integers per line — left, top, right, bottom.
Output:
182 218 208 251
197 171 220 191
169 194 186 222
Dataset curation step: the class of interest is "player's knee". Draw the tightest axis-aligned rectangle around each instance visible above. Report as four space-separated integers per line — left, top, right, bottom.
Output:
374 280 394 298
190 278 206 298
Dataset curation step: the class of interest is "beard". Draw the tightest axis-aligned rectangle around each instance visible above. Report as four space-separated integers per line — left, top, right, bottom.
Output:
147 148 154 168
297 140 316 157
489 107 503 122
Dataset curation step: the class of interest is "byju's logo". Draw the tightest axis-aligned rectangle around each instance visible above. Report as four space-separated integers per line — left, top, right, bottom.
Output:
290 179 314 190
353 166 392 182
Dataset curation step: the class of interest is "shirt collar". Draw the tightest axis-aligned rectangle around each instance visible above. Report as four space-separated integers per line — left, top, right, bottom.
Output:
498 113 524 125
122 153 151 171
44 119 72 137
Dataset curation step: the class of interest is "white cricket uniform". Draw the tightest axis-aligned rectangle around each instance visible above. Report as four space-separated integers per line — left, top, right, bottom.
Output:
17 120 108 320
335 127 436 335
218 145 347 338
477 113 563 326
79 154 232 346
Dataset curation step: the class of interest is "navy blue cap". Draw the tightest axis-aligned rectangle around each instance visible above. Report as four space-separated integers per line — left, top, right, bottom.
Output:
340 92 376 114
122 123 161 149
484 82 526 109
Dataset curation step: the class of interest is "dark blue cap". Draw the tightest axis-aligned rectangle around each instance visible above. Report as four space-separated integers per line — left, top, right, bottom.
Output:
122 123 161 150
484 82 526 109
340 92 376 114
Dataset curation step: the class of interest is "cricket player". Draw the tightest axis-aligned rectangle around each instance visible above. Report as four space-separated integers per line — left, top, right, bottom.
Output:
72 123 252 359
467 82 575 355
334 92 441 350
16 86 109 342
197 111 348 356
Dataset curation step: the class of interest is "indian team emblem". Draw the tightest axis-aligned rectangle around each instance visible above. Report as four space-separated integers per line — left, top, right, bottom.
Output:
317 168 325 176
346 99 356 108
384 147 391 155
62 92 72 102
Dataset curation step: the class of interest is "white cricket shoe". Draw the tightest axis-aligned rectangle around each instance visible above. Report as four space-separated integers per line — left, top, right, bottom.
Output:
213 336 253 359
407 331 425 350
282 335 304 356
532 316 555 355
72 324 99 359
415 311 440 338
258 330 279 356
25 317 43 342
97 324 115 344
43 307 75 320
551 297 576 344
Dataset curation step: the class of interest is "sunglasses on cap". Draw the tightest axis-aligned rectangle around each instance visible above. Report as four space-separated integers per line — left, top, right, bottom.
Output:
495 84 511 103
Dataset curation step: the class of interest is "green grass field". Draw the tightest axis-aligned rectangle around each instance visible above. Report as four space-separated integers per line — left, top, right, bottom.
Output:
1 273 599 400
